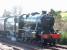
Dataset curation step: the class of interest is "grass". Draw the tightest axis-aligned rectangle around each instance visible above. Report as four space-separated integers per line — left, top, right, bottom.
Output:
60 32 67 45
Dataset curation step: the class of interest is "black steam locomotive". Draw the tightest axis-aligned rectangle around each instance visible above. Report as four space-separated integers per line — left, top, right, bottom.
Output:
0 11 61 47
18 11 61 46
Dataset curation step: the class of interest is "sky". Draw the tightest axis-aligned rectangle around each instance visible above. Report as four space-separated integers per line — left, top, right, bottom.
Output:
0 0 67 16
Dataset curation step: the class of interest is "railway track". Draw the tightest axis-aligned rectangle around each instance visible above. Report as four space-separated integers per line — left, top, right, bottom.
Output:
0 38 67 50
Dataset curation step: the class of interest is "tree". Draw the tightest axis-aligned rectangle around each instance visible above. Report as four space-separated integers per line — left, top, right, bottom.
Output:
12 7 22 16
53 11 62 31
2 9 11 17
49 9 63 31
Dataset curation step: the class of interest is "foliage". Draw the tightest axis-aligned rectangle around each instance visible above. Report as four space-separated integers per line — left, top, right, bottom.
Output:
2 7 22 17
60 32 67 45
2 9 11 17
50 9 62 31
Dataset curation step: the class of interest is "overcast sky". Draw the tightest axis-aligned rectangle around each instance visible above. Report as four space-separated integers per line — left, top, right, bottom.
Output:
0 0 67 16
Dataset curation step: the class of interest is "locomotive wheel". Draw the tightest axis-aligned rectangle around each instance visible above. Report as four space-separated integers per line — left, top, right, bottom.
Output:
49 39 56 46
50 42 56 46
39 39 48 48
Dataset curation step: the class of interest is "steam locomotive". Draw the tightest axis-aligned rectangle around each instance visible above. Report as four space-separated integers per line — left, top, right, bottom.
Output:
18 12 61 46
0 11 61 46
